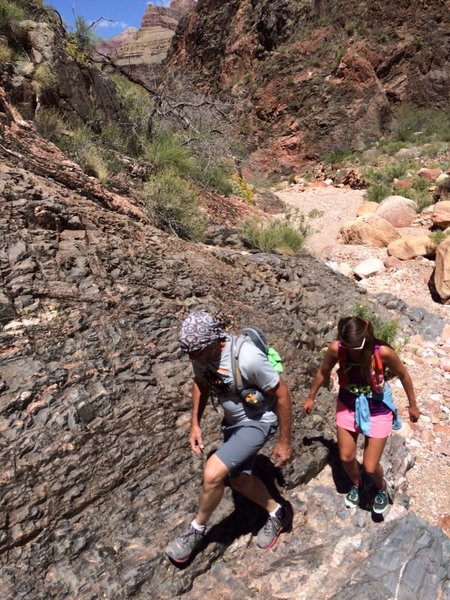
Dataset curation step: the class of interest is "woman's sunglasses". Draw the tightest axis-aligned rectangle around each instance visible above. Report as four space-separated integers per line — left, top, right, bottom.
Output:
339 337 366 350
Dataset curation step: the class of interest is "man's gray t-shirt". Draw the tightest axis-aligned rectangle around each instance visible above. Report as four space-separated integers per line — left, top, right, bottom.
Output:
193 335 279 425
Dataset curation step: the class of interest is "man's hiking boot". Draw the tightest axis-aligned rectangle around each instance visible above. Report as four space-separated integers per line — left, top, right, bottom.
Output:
256 502 293 549
165 524 205 563
373 483 390 514
344 485 360 509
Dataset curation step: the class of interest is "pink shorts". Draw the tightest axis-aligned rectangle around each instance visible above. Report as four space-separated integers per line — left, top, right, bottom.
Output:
336 399 393 439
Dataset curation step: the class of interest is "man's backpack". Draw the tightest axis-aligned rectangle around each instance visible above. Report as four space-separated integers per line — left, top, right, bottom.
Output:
230 327 283 409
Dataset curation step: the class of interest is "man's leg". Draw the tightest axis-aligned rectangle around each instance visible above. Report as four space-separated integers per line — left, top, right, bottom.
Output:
195 453 230 525
230 473 279 513
165 451 229 563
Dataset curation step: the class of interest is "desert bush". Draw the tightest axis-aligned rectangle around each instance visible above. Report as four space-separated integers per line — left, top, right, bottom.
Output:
400 176 433 212
143 170 207 241
352 304 400 348
230 175 255 204
34 107 65 140
238 214 307 255
145 131 194 175
0 0 26 35
429 230 450 246
110 74 153 143
0 40 12 65
393 105 450 144
364 182 390 203
192 158 234 196
32 64 56 95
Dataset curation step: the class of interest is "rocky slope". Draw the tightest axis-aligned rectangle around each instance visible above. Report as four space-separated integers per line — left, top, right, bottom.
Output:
1 88 449 597
165 0 450 177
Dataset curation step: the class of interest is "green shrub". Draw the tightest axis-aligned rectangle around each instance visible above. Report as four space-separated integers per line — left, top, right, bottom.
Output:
193 159 234 195
364 182 390 203
352 304 400 348
0 41 12 66
393 105 450 144
55 124 110 182
32 64 56 95
429 230 450 245
0 0 26 35
34 107 65 140
143 170 207 241
230 175 255 204
238 215 307 255
145 132 194 175
110 74 154 142
400 176 433 212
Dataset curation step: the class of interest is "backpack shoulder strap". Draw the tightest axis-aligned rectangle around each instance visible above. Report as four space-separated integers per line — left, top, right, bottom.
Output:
372 345 383 371
231 334 246 393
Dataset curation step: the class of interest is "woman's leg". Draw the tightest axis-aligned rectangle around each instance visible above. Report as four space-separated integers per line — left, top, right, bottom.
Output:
336 426 360 486
362 436 388 488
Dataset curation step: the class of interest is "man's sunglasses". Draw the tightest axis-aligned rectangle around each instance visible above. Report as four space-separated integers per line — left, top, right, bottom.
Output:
339 337 366 350
188 346 209 358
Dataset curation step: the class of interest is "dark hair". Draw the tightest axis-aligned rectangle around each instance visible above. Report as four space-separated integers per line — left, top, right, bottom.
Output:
337 316 379 385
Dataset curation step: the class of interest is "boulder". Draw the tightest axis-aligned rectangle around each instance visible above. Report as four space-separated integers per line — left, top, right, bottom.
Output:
435 236 450 303
354 257 386 278
387 236 437 260
417 168 443 182
384 255 402 269
375 195 417 227
356 201 378 216
339 214 400 247
432 200 450 229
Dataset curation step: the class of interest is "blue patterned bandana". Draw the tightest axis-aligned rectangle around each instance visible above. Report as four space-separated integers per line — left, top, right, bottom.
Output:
179 311 224 354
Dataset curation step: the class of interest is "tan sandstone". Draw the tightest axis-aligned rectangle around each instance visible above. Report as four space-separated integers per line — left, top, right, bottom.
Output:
387 236 437 260
339 214 400 247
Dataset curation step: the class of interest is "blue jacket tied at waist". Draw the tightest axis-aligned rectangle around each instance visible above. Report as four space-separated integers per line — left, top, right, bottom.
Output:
354 382 402 436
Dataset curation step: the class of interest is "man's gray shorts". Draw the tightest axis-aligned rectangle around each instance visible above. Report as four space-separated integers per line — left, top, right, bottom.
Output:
215 419 278 478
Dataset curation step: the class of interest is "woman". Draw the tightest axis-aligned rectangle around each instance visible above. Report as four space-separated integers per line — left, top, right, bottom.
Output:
303 316 420 514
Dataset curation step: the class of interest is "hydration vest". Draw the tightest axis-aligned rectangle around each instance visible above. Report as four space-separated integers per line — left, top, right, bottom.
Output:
337 344 385 395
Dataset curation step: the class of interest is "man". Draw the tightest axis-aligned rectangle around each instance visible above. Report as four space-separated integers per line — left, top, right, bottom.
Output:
165 311 293 563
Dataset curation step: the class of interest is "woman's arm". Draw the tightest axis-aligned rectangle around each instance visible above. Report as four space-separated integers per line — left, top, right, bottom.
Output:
303 341 339 414
379 346 420 422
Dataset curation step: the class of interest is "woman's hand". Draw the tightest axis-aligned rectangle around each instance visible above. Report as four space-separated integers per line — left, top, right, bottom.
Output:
408 405 420 423
303 397 314 415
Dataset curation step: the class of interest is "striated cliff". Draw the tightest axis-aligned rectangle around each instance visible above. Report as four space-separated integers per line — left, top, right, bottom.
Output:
165 0 450 176
98 0 196 74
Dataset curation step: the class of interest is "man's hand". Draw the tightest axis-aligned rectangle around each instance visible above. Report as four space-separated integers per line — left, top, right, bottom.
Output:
271 441 291 468
189 424 204 454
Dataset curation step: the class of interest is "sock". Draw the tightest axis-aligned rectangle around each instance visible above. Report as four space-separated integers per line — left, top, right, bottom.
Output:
269 503 282 518
376 480 386 491
191 519 206 533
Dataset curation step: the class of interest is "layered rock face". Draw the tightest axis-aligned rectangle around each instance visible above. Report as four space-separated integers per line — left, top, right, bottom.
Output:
165 0 450 176
99 0 196 70
0 92 449 598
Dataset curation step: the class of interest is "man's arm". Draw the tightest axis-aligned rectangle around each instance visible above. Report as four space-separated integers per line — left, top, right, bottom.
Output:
189 378 210 454
268 376 292 467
